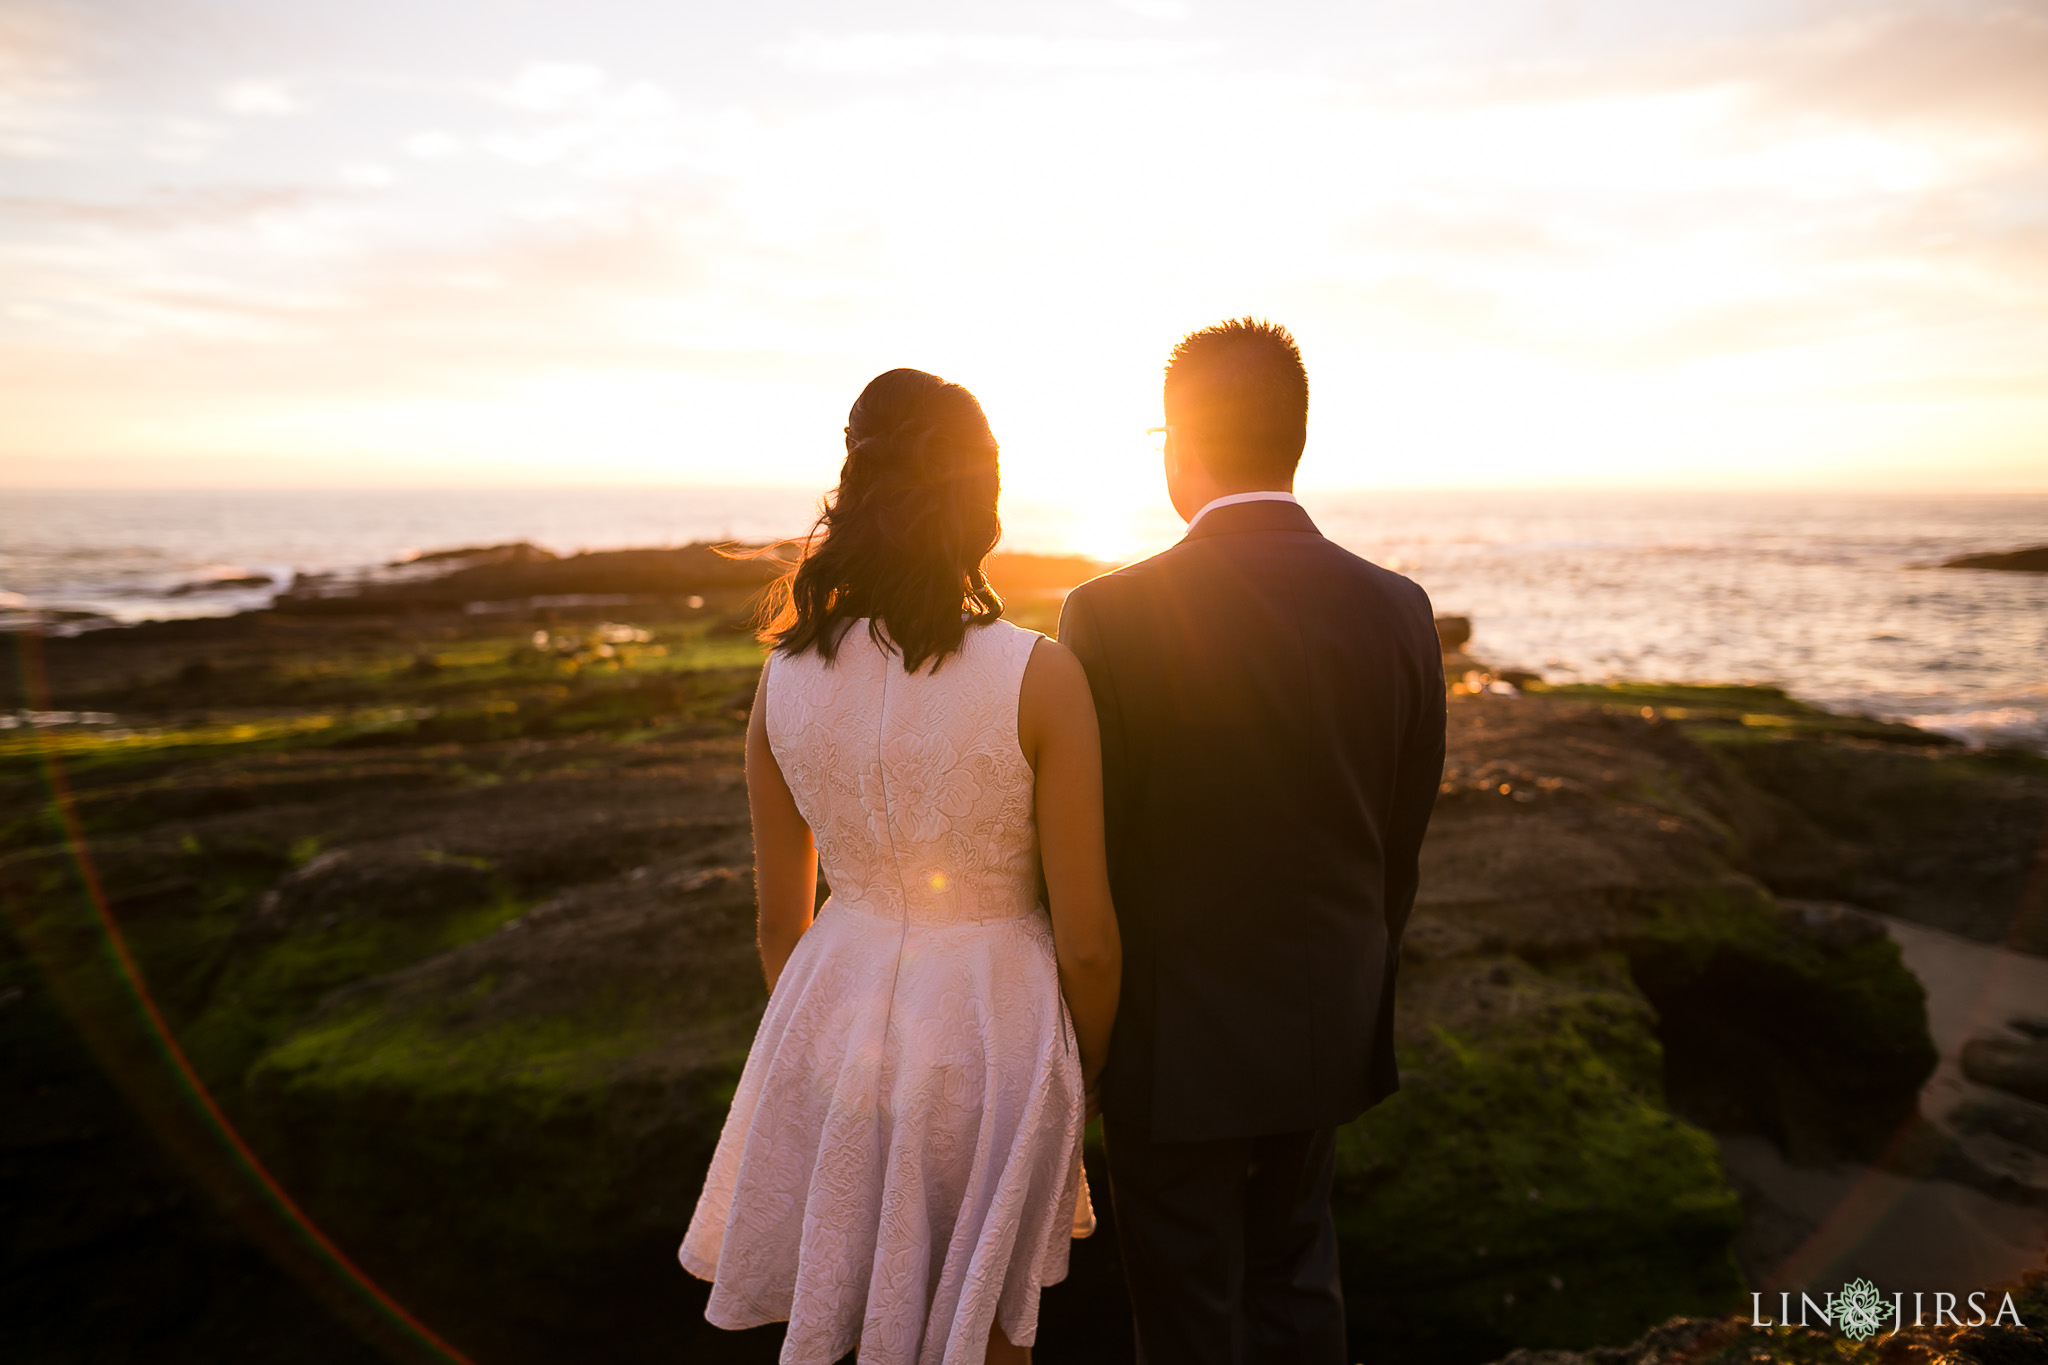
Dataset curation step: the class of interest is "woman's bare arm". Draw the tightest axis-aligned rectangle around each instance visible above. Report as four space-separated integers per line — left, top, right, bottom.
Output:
1018 636 1122 1106
747 657 818 992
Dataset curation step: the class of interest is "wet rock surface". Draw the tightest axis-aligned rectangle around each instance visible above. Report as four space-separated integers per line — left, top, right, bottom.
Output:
4 571 2044 1363
1952 1091 2048 1158
1965 1039 2048 1107
1336 689 1967 1360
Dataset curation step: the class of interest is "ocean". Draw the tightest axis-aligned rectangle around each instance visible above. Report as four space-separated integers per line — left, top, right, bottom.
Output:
2 487 2043 751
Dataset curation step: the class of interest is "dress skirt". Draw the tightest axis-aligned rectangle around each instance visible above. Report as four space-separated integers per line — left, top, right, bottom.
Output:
681 896 1093 1365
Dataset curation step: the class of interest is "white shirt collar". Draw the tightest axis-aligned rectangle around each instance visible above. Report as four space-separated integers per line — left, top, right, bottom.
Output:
1185 489 1300 532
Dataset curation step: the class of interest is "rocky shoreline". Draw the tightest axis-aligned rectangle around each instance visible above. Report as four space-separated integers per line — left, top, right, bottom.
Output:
3 543 2045 1363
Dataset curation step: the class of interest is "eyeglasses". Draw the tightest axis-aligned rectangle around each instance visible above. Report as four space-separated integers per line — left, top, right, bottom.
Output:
1147 426 1173 456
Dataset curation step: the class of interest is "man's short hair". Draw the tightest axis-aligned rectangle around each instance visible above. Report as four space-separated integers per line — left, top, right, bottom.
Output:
1163 318 1309 487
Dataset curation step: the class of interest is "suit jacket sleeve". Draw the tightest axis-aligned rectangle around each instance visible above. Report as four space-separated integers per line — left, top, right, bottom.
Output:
1383 639 1447 951
1367 616 1445 1099
1055 587 1129 849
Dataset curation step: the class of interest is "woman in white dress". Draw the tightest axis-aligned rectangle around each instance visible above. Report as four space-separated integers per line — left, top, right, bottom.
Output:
681 368 1122 1365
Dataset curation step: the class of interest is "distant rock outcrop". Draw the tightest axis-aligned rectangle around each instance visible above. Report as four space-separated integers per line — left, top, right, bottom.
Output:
269 541 1114 618
276 542 779 614
390 542 558 568
166 574 275 596
1938 545 2048 572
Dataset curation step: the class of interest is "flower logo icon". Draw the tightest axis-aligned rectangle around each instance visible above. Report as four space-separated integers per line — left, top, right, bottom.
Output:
1836 1278 1886 1341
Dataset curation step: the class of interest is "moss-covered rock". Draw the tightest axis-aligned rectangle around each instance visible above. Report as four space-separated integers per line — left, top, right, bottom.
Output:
1714 732 2048 952
1334 690 1941 1361
180 845 526 1086
241 853 768 1363
1539 682 2048 952
2 599 1969 1364
1632 882 1934 1162
1337 955 1743 1362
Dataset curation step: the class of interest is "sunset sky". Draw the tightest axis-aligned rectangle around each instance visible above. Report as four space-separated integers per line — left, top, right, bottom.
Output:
2 0 2044 501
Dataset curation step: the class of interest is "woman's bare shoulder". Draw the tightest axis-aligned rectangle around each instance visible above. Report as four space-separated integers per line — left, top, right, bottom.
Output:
1019 635 1097 756
1024 634 1088 690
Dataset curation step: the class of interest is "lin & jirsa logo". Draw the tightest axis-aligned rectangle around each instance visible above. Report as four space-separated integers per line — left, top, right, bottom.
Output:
1752 1277 2026 1340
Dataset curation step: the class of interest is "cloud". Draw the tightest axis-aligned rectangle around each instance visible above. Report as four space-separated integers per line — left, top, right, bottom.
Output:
1112 0 1191 21
0 184 333 230
141 116 225 164
1346 205 1578 263
337 161 394 189
403 130 464 159
766 30 1218 76
476 76 705 179
218 79 302 116
1 176 740 369
1400 4 2048 140
1755 4 2048 132
0 1 91 158
2 0 2044 489
503 62 608 112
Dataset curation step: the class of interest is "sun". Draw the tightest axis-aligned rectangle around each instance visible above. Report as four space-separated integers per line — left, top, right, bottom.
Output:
1065 500 1145 563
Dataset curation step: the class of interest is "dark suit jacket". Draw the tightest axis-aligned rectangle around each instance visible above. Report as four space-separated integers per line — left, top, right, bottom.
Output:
1059 498 1446 1143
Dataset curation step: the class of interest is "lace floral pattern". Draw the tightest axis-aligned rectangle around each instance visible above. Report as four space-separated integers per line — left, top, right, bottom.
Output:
680 619 1092 1365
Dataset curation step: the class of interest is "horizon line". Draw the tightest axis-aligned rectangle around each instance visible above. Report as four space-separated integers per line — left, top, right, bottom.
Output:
7 482 2048 499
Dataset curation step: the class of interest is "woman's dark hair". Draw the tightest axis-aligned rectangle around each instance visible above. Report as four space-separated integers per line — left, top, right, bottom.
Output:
761 368 1003 672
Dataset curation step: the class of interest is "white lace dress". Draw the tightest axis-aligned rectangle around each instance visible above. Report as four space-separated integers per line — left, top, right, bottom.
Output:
680 618 1093 1365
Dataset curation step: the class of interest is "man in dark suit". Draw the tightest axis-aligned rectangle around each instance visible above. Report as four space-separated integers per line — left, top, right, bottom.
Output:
1058 319 1446 1364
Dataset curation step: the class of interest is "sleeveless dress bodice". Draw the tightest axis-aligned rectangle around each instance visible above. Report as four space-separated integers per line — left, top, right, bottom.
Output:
681 619 1090 1365
766 616 1043 927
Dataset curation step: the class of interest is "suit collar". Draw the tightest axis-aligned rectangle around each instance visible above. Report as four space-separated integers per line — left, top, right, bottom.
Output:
1181 497 1321 542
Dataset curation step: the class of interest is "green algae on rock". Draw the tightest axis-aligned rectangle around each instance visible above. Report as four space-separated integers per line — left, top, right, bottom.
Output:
4 575 1995 1364
1334 686 1945 1361
1337 954 1743 1361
